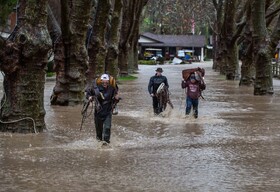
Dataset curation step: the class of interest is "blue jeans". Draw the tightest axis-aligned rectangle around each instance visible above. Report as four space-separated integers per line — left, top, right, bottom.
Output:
186 96 198 117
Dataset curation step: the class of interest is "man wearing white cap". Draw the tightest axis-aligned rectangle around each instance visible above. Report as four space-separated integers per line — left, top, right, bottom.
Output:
86 74 119 145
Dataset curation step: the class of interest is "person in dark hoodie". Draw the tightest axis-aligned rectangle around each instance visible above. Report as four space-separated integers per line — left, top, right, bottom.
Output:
148 67 169 115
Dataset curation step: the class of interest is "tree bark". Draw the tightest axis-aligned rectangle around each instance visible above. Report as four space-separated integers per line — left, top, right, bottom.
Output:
240 42 255 86
252 0 273 95
118 0 148 76
87 0 111 84
221 0 239 80
50 0 92 105
0 0 52 133
212 0 224 71
105 0 123 78
239 3 255 86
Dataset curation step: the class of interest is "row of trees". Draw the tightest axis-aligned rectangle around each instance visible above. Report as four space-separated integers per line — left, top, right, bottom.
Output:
210 0 280 96
0 0 147 133
141 0 212 35
143 0 280 95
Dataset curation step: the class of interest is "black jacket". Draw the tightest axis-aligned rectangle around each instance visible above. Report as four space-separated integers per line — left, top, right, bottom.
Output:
148 74 169 94
86 84 117 118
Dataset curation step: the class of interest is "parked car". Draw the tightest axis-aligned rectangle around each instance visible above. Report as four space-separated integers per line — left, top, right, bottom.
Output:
177 49 194 63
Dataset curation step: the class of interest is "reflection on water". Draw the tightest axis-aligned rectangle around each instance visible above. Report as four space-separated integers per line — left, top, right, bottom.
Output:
1 62 280 191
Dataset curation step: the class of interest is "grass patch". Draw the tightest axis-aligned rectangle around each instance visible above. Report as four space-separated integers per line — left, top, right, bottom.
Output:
118 75 137 81
46 72 55 77
138 60 156 65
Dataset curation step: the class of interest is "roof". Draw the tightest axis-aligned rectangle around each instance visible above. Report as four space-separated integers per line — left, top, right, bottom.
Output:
139 32 206 48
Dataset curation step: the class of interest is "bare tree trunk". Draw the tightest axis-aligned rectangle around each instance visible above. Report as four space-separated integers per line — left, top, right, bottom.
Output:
50 0 92 105
212 0 224 71
118 0 148 76
239 2 255 86
129 2 142 72
105 0 123 78
225 41 239 80
212 27 218 70
132 32 139 70
87 0 111 84
240 43 255 86
217 37 227 74
252 0 273 95
221 0 239 80
0 0 52 133
118 0 135 76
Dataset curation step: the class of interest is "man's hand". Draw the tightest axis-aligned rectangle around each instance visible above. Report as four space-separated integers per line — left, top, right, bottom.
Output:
150 93 154 97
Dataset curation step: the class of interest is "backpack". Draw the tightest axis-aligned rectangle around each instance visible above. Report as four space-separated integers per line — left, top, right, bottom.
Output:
95 75 117 89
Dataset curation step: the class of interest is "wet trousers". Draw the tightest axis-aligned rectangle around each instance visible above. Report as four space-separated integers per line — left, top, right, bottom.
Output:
94 113 112 143
152 96 163 114
186 96 198 118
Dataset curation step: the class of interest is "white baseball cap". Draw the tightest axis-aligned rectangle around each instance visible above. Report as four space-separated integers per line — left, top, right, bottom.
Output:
101 74 109 81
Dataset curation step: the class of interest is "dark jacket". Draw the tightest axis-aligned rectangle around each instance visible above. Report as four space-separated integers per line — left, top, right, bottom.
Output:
86 84 117 118
148 74 169 94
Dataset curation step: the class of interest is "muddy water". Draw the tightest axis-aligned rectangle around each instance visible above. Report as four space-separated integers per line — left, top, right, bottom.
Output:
1 62 280 192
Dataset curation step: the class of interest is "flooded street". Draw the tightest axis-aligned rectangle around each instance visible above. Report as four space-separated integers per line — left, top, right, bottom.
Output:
1 61 280 192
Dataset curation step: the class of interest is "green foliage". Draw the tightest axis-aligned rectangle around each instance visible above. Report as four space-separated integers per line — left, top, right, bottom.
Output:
118 75 137 81
46 72 55 77
138 60 156 65
157 57 164 64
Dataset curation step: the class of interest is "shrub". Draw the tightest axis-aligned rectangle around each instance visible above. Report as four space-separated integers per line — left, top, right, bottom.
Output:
138 60 156 65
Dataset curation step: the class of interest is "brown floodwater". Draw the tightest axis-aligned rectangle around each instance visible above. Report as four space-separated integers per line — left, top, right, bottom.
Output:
1 61 280 192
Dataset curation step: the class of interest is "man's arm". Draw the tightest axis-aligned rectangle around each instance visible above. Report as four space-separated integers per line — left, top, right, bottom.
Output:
85 87 93 100
86 79 100 101
148 77 153 94
181 80 188 89
164 76 169 88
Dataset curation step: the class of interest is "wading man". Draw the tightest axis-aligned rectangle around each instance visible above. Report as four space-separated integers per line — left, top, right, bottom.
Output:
148 67 169 115
86 74 119 145
181 73 205 118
